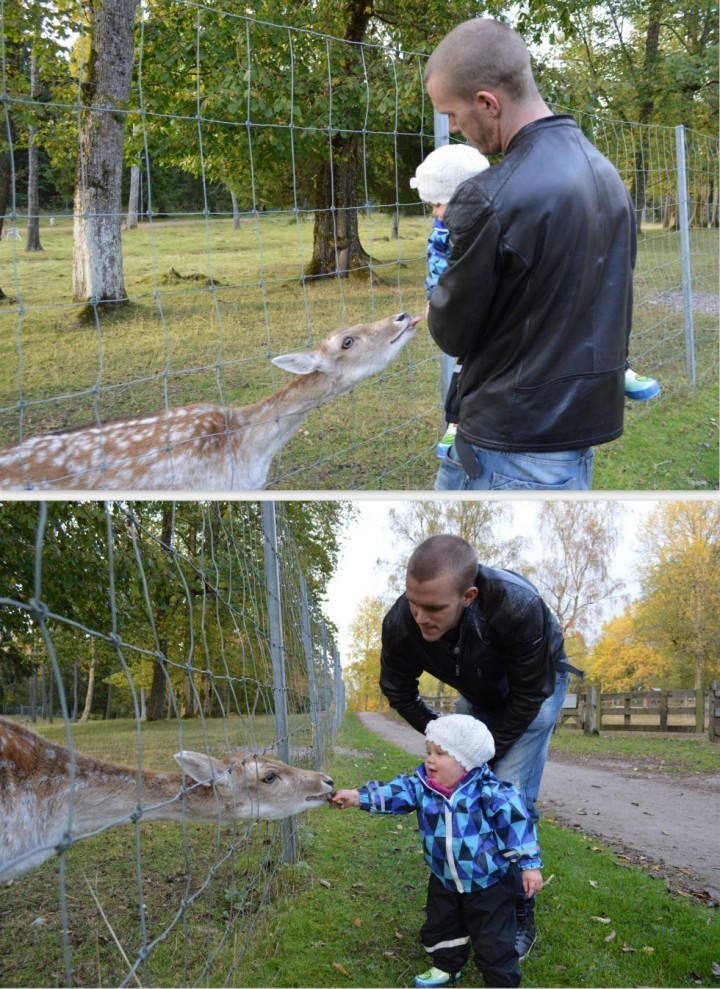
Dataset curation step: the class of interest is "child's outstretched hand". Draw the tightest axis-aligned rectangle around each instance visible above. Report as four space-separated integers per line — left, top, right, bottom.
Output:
331 789 360 809
521 868 543 898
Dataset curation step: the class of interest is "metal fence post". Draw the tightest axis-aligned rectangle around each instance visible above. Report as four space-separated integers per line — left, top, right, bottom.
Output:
261 501 296 864
320 621 332 740
333 645 344 731
433 109 454 405
675 124 697 387
299 572 323 768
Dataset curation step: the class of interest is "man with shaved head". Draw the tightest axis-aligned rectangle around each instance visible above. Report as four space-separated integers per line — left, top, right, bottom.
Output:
380 534 581 961
424 19 636 491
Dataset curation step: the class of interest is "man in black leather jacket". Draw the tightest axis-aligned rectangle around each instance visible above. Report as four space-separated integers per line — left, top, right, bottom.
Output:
424 19 637 491
380 534 580 961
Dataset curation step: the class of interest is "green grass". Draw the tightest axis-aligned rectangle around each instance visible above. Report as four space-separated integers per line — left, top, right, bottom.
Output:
594 383 718 490
0 215 717 489
237 715 720 988
3 715 718 986
549 727 720 775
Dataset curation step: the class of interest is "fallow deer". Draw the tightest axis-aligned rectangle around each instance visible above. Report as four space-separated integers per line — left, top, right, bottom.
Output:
0 717 334 880
0 312 421 491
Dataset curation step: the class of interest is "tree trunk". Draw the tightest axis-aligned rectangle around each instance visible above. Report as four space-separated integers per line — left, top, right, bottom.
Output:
146 504 174 721
79 642 96 723
26 57 43 253
308 134 370 279
0 149 10 241
307 0 372 279
126 165 140 228
629 3 662 236
231 189 241 230
72 0 138 314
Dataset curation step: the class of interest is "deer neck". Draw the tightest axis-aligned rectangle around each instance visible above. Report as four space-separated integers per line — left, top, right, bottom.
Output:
60 762 236 830
227 372 344 485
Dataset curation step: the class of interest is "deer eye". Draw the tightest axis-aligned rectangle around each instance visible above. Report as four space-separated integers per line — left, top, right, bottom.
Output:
341 336 354 350
262 772 278 784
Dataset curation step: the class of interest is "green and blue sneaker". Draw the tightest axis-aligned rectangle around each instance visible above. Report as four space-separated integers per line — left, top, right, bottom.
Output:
413 967 461 988
624 368 661 401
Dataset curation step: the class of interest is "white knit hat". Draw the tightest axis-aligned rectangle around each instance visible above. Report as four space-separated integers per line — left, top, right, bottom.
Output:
425 714 495 771
410 144 490 204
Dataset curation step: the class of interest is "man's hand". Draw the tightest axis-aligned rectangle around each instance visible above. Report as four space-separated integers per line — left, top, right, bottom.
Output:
521 868 543 898
331 788 360 809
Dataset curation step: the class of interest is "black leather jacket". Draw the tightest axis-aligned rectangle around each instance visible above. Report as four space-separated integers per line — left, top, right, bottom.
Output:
428 115 637 452
379 565 568 760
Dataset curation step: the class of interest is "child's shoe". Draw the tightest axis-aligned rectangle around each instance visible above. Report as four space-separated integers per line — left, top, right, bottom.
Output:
413 967 460 988
436 422 458 459
624 368 661 401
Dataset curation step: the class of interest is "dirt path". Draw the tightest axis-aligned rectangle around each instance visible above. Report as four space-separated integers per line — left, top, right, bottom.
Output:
356 712 720 906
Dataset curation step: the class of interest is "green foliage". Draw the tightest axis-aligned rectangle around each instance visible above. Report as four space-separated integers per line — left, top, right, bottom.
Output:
0 501 348 718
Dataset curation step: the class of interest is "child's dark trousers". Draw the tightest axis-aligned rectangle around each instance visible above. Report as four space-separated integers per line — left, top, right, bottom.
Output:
420 868 522 987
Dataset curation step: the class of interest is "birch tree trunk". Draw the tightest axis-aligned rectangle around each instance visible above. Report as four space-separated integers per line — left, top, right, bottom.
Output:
72 0 138 312
126 164 140 228
26 55 43 253
231 189 241 230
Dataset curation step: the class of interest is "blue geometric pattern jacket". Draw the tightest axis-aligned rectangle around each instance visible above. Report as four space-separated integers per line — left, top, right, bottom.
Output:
358 763 542 894
425 219 451 300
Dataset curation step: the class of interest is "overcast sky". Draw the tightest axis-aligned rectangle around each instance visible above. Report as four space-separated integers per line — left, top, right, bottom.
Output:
325 496 672 659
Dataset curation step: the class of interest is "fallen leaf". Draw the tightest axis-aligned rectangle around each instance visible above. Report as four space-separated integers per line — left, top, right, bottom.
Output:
622 945 636 953
590 916 612 924
642 946 655 955
605 931 617 944
354 918 362 928
332 962 352 978
394 929 403 939
319 879 332 889
589 881 599 888
711 960 720 978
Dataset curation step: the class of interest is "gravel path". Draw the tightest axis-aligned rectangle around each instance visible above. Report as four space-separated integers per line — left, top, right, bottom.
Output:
356 712 720 906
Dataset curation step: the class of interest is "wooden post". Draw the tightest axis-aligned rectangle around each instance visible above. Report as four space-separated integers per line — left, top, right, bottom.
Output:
695 688 705 733
623 694 631 729
710 682 720 744
584 687 597 735
659 692 668 732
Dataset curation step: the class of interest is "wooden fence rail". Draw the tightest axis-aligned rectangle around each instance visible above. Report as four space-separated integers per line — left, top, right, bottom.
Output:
421 688 716 740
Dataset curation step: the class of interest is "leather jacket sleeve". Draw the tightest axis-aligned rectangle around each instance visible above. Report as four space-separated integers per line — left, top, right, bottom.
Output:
484 599 554 760
427 186 503 358
379 609 437 734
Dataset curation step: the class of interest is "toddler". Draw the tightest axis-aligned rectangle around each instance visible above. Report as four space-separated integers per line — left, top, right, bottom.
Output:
332 714 542 988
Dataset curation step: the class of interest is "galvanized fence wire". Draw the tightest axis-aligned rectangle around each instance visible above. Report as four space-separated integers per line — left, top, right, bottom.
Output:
0 4 718 489
0 500 341 987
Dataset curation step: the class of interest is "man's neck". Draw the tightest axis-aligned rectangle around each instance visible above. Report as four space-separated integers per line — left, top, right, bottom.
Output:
501 98 554 152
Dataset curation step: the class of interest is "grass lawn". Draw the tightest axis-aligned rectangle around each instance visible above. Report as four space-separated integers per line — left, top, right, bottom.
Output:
0 215 717 490
2 714 717 987
548 726 720 775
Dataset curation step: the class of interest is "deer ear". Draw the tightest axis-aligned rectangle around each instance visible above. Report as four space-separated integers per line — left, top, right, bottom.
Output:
174 751 231 787
271 351 326 375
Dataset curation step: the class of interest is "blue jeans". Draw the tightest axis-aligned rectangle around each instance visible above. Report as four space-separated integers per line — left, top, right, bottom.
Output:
435 444 594 491
456 670 570 825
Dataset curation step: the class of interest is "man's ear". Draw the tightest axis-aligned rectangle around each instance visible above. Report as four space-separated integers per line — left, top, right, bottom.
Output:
475 90 501 115
461 586 479 608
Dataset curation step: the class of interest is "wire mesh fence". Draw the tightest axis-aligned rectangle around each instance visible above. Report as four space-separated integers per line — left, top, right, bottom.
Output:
1 3 718 489
0 499 342 987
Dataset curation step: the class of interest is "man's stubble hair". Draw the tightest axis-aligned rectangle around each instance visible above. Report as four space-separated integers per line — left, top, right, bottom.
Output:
407 534 479 594
425 18 539 105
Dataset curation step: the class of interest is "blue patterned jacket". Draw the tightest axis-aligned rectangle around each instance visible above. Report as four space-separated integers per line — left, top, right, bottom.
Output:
425 219 451 300
358 763 541 893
